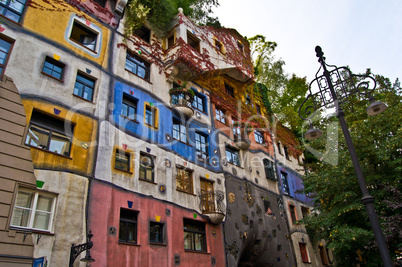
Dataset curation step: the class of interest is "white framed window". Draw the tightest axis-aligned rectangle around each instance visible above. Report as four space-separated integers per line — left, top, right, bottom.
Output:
10 189 56 232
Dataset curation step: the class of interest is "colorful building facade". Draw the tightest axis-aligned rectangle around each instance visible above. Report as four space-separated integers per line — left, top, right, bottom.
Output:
0 0 330 266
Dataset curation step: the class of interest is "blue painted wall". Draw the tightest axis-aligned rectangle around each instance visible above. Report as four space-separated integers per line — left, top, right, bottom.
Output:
112 81 220 172
276 163 312 204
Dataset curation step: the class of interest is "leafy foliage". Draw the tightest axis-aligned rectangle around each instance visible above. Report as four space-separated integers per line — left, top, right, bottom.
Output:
124 0 220 37
300 75 402 266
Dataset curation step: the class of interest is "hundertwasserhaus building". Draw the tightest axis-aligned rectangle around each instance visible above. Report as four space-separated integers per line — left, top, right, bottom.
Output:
0 0 332 266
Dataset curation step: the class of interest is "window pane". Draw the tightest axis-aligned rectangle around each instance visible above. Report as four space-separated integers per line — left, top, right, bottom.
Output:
83 85 93 101
15 191 33 208
49 132 71 156
33 211 50 230
25 126 49 150
73 83 84 98
184 232 193 250
36 195 53 212
11 208 31 227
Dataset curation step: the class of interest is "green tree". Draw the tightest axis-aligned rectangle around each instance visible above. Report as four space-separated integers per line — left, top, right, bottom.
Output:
300 75 402 266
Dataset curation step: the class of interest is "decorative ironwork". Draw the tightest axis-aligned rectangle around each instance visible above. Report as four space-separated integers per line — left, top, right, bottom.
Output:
69 230 95 266
197 190 226 224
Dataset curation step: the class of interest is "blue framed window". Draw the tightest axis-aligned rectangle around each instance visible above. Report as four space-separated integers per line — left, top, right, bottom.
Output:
125 52 150 81
42 56 64 81
192 92 206 112
0 0 26 23
225 146 240 166
73 72 95 101
195 132 208 162
121 94 137 121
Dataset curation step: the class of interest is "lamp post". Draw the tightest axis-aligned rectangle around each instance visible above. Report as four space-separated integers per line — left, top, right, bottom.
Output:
69 230 95 267
299 46 392 266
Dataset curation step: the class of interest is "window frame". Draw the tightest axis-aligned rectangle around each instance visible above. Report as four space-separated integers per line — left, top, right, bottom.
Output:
215 108 226 124
144 104 157 128
192 92 206 113
299 242 310 263
254 130 264 144
139 153 155 182
114 148 131 173
121 93 138 122
0 34 14 78
149 221 165 244
41 56 65 81
125 51 151 81
225 146 240 167
195 132 208 163
284 146 290 160
173 119 187 143
25 110 74 157
10 188 56 232
133 25 151 43
263 158 276 181
73 71 96 102
69 19 99 52
289 204 297 224
200 179 215 213
187 31 200 52
176 167 193 194
0 0 26 23
183 219 207 252
119 208 138 244
224 83 234 98
280 171 290 195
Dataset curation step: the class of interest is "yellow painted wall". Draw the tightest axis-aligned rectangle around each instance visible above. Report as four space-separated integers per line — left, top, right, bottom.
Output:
22 99 97 177
23 0 110 67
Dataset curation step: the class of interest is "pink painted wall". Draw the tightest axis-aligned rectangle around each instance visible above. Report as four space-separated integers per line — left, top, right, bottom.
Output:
88 180 225 267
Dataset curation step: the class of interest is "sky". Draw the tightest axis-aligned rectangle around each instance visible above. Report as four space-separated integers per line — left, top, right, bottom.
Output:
212 0 402 85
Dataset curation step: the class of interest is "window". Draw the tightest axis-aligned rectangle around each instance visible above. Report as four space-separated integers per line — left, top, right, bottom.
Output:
187 31 200 52
145 105 156 127
280 171 290 195
133 26 150 43
237 41 244 53
289 204 297 224
319 245 329 265
200 180 215 213
299 243 310 263
125 52 150 81
70 20 98 51
119 208 138 243
115 149 131 172
25 110 74 157
121 94 138 121
214 39 224 54
224 83 234 98
215 108 225 124
73 72 95 101
167 34 175 49
173 119 187 143
277 142 282 155
284 146 290 160
0 0 26 23
176 167 193 194
0 35 13 77
149 221 164 244
226 146 240 166
41 56 65 81
183 219 206 252
254 130 264 144
195 132 208 162
301 206 310 218
139 153 154 182
192 93 205 112
232 119 241 140
10 189 56 232
263 159 276 181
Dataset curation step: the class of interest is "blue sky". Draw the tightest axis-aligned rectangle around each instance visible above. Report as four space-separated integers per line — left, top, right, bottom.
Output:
213 0 401 84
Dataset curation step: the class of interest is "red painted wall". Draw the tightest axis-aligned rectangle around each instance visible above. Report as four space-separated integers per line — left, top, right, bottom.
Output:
88 180 225 267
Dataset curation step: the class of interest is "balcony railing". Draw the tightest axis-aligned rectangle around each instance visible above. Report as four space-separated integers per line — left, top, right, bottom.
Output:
170 88 194 118
198 190 226 224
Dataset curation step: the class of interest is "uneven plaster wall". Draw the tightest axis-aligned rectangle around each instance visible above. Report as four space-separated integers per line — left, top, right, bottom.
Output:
31 170 88 267
224 174 296 267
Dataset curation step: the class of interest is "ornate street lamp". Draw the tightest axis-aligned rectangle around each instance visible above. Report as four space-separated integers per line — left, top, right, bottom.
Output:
299 46 392 266
69 230 95 267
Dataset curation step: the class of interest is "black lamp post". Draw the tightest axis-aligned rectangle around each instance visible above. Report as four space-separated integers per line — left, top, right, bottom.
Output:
299 46 392 266
69 230 95 267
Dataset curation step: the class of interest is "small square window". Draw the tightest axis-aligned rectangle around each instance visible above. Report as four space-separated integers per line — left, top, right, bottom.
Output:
70 20 98 51
215 108 226 124
254 130 264 144
149 221 164 244
176 167 193 194
139 153 154 182
225 146 240 166
115 149 131 172
192 93 205 112
125 52 150 81
119 208 138 243
0 0 26 23
121 94 138 121
183 219 206 252
133 26 151 43
41 56 65 81
187 31 200 52
73 72 95 101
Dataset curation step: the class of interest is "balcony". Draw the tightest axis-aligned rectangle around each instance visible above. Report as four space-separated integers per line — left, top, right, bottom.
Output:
198 190 226 224
169 87 194 118
234 137 251 150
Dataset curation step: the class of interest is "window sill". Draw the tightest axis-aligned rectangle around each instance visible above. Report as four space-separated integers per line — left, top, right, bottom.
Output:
41 72 64 83
120 115 139 124
149 242 166 246
73 94 94 103
139 178 157 185
193 108 208 115
118 241 140 247
176 188 196 196
184 250 210 254
9 227 54 235
0 14 22 26
28 146 72 159
114 167 133 174
226 161 242 168
173 138 192 147
69 38 98 54
125 68 152 84
144 123 158 130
